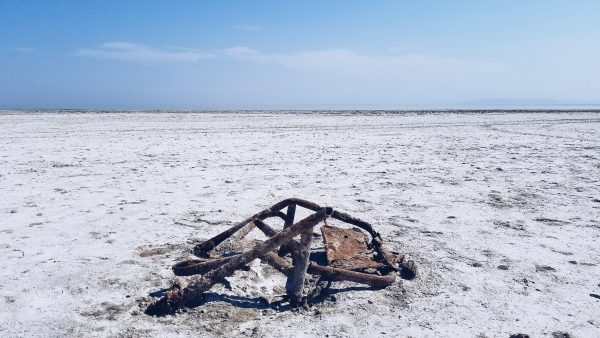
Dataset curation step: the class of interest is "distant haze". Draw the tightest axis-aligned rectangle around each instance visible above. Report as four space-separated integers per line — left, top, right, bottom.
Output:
1 1 599 109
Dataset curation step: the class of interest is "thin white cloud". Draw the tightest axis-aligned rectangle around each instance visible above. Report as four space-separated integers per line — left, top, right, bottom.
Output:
233 24 261 32
224 46 509 76
223 46 516 101
77 42 214 63
9 47 36 53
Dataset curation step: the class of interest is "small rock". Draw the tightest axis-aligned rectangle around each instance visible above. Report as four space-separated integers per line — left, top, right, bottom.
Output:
535 265 556 272
497 264 509 270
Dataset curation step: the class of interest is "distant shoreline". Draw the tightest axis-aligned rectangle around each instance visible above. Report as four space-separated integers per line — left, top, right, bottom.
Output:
2 109 600 115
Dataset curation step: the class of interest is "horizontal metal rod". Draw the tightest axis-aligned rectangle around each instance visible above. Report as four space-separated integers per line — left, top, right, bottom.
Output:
260 248 397 288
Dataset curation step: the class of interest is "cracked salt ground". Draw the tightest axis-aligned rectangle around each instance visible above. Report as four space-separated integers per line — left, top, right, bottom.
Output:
0 111 599 337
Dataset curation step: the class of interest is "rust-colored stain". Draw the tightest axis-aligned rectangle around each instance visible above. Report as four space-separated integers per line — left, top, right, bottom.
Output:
321 225 383 270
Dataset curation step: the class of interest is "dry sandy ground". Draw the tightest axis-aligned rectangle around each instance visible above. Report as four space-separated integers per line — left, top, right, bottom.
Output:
0 111 599 337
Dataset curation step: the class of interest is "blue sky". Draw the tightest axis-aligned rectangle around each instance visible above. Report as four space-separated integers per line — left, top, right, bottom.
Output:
1 0 599 109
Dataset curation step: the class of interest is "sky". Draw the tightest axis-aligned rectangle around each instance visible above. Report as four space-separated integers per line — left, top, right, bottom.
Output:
1 0 599 109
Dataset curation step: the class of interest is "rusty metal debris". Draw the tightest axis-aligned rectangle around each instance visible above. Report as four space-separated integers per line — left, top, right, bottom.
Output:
145 198 417 316
321 225 384 270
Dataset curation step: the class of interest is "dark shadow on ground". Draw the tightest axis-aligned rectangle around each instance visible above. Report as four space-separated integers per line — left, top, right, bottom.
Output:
152 284 380 313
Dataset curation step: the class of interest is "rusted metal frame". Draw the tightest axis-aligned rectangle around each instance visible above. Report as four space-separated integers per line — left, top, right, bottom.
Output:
253 218 398 288
171 226 395 308
246 209 398 275
175 231 404 284
263 201 399 271
267 198 380 236
174 217 298 277
192 209 286 257
270 199 374 235
146 207 332 315
173 250 297 278
255 200 387 258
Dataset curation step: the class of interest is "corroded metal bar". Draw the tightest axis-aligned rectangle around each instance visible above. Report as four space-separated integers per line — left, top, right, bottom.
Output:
172 257 233 276
371 237 399 271
254 219 301 255
260 250 397 288
253 219 279 237
268 198 321 213
210 220 257 255
146 207 332 316
192 216 254 257
260 251 293 275
284 203 296 229
307 263 396 288
331 210 379 238
286 228 313 303
267 198 381 240
192 209 286 257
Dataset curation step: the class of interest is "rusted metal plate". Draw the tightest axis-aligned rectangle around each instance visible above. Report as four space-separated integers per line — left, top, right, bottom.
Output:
321 225 383 270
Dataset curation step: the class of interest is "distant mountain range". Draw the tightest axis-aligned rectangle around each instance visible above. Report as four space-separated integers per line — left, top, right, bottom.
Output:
463 98 600 109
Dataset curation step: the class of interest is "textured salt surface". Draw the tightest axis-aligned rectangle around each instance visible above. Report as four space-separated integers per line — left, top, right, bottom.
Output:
0 111 599 337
